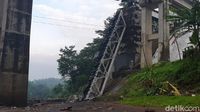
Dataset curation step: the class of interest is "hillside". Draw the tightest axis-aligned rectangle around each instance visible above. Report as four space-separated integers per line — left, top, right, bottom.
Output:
28 78 62 100
32 78 62 89
100 57 200 106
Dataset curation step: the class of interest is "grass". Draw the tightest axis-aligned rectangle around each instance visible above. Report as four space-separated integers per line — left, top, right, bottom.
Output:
121 58 200 96
121 96 200 107
114 57 200 107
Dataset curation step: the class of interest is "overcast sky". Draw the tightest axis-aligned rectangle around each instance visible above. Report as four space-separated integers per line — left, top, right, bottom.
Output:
29 0 120 80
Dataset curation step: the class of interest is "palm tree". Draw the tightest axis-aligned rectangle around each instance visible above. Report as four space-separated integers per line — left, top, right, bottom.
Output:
167 0 200 49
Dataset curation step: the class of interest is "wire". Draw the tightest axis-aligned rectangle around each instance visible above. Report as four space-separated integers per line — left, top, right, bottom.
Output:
33 15 104 27
32 21 102 30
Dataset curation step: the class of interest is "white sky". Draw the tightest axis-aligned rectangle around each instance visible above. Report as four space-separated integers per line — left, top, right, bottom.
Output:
29 0 120 80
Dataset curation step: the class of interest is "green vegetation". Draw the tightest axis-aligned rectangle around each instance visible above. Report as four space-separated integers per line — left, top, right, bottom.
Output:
168 0 200 47
121 96 200 107
56 39 101 97
28 78 62 99
55 0 200 107
99 0 200 107
121 58 200 96
56 8 121 97
96 57 200 107
55 0 139 98
117 57 200 106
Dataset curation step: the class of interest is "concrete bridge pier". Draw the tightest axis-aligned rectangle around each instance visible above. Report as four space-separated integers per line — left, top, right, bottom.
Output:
0 0 32 106
139 0 192 68
139 0 170 68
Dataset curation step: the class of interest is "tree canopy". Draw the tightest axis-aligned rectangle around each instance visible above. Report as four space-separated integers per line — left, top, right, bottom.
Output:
57 38 103 96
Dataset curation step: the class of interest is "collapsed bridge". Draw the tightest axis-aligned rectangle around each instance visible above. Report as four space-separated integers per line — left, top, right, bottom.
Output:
0 0 194 106
84 3 142 100
84 0 193 100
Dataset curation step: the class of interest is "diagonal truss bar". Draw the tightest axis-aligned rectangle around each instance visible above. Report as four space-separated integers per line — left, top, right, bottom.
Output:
85 10 126 100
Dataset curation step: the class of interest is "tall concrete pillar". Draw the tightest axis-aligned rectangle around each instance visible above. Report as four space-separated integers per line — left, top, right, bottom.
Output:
0 0 32 106
140 7 152 68
158 1 170 61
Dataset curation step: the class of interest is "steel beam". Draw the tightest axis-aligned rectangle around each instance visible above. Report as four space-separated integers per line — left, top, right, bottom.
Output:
85 10 126 100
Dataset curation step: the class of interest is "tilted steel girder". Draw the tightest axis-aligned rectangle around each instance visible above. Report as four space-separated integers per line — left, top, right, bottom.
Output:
85 10 127 100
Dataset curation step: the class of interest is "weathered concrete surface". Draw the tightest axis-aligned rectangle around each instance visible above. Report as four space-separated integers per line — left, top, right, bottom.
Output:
0 0 32 106
139 0 193 68
0 73 28 106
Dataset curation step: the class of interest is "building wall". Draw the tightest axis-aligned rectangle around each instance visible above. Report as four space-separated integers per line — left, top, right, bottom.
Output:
0 0 32 106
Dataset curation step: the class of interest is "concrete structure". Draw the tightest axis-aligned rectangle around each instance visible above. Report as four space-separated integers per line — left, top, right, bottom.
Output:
84 0 194 100
139 0 192 68
0 0 32 106
0 0 193 104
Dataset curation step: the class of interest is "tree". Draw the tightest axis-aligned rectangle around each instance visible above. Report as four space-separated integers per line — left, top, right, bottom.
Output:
57 38 103 96
57 46 77 77
118 0 138 7
168 0 200 48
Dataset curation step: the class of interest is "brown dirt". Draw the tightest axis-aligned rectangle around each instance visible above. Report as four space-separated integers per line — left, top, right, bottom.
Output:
0 101 165 112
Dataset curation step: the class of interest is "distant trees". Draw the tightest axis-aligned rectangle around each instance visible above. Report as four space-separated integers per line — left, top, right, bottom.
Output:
28 78 61 99
28 82 50 100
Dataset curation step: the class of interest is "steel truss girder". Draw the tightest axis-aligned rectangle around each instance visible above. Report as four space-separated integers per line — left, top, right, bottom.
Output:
85 10 127 100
